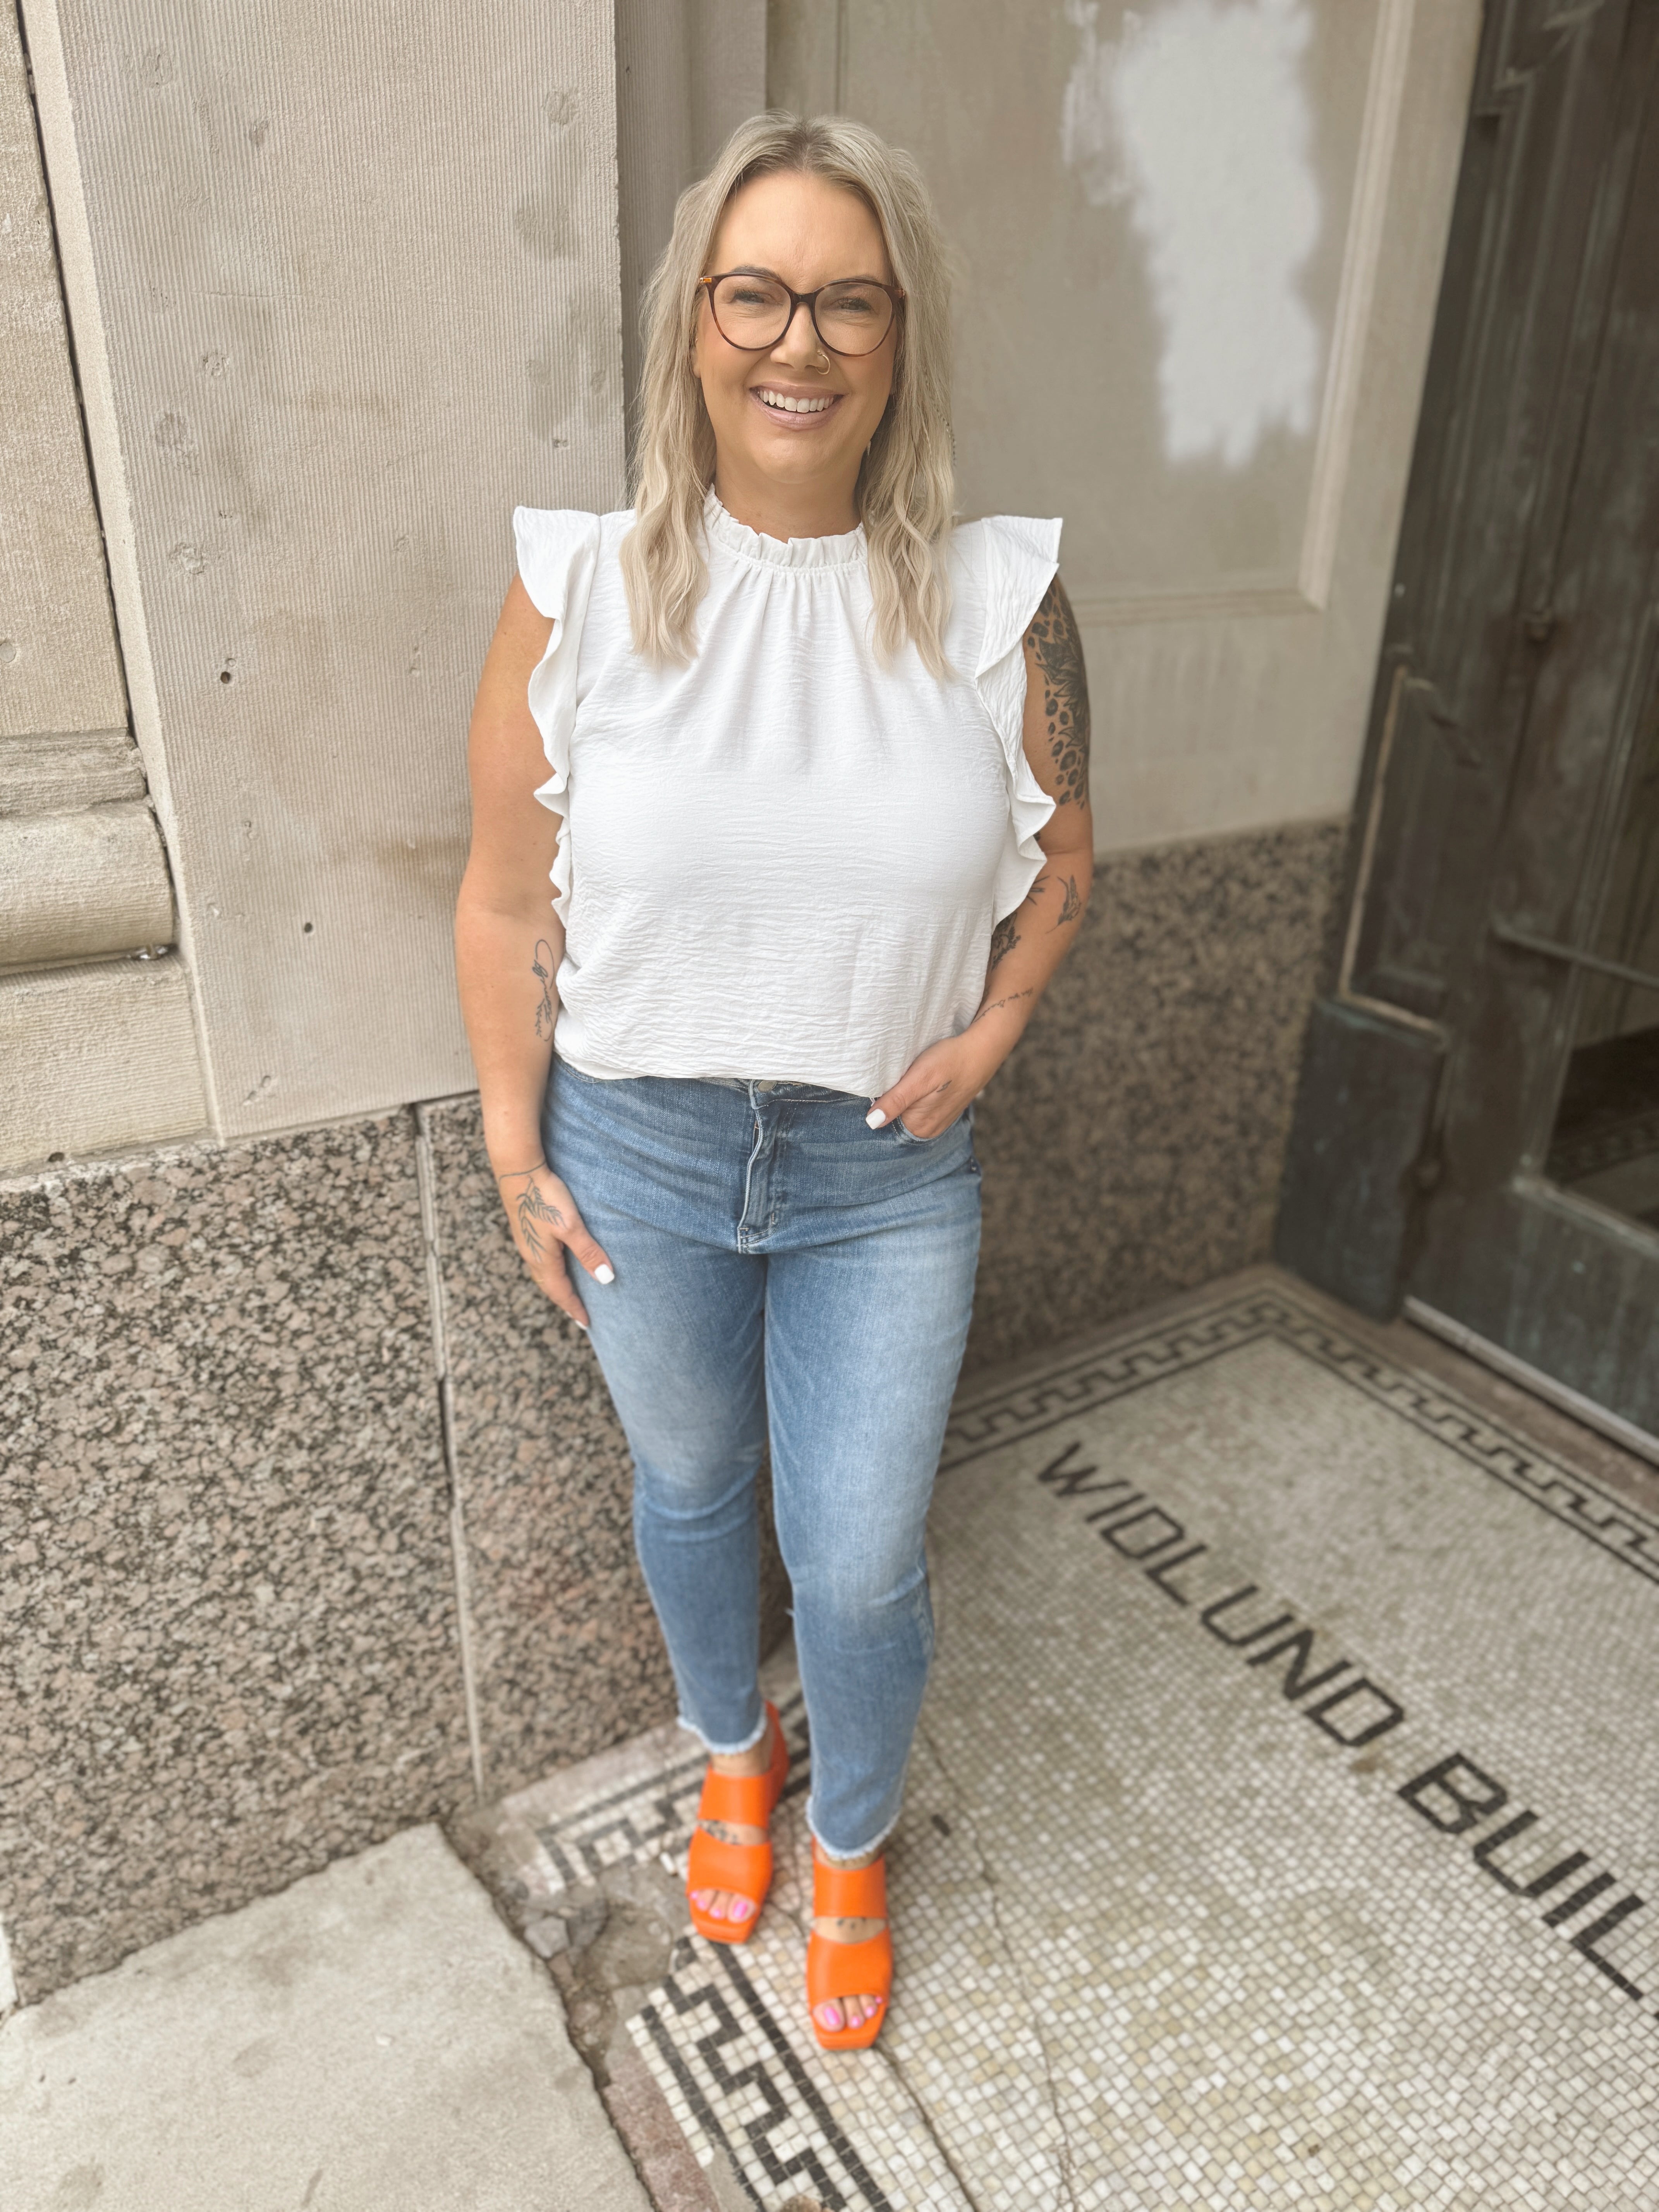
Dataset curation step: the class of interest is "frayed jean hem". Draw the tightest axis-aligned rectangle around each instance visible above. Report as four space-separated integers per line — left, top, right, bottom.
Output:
808 1801 899 1865
680 1708 769 1759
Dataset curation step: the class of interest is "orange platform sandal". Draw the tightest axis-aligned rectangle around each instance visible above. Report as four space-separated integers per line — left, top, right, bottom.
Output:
685 1701 789 1945
807 1842 893 2051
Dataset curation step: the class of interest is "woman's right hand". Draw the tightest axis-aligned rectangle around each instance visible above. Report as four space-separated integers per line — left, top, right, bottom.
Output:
494 1162 615 1330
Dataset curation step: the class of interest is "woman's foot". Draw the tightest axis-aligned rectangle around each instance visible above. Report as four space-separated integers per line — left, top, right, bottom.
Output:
811 1848 887 2032
808 1843 891 2046
688 1708 785 1931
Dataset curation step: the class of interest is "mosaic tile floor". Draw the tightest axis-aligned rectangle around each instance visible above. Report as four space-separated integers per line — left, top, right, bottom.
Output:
488 1278 1659 2211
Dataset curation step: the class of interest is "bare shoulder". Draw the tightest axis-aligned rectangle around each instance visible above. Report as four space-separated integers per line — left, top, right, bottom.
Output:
1022 574 1091 809
467 575 556 828
491 573 557 664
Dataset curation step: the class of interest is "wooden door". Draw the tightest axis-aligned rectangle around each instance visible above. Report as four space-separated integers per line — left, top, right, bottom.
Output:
1278 0 1659 1435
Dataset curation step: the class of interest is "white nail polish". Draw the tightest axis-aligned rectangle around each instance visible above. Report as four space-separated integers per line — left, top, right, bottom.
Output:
594 1263 615 1285
865 1108 886 1128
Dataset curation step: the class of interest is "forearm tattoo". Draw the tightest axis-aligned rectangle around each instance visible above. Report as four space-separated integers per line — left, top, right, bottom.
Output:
975 987 1035 1025
1024 577 1092 807
988 914 1020 970
1056 873 1083 926
531 939 555 1039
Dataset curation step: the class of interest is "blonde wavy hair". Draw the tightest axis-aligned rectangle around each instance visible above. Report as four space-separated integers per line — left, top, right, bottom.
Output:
621 112 957 678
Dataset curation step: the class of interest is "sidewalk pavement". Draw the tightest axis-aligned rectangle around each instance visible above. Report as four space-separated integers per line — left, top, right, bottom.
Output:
0 1823 651 2212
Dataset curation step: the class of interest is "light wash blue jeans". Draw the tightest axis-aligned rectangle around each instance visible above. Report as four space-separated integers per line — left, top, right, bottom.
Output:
544 1063 981 1859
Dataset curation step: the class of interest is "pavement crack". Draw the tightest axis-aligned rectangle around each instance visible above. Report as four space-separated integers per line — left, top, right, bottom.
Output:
878 2040 992 2212
917 1717 1082 2212
775 1792 988 2212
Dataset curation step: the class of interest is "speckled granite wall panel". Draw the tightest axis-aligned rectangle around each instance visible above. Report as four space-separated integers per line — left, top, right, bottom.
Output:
419 1096 672 1799
420 1099 791 1799
0 1116 472 2001
968 820 1346 1373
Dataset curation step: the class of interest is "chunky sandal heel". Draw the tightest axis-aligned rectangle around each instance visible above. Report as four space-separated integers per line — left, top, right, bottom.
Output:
685 1701 788 1945
807 1843 892 2050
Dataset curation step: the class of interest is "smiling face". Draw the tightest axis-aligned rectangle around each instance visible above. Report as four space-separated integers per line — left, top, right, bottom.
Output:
692 168 899 536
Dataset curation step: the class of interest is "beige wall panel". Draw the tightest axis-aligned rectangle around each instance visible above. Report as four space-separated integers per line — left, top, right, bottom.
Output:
687 0 769 153
616 0 765 427
28 0 624 1135
775 0 1482 849
0 0 125 739
1 800 173 965
0 954 204 1168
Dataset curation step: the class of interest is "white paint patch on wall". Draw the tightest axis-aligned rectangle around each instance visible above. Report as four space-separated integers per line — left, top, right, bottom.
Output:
1063 0 1323 468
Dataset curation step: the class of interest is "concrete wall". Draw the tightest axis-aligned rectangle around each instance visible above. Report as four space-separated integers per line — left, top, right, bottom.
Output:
1 10 790 2008
616 0 766 431
20 0 625 1147
0 4 122 742
1 0 202 1164
772 0 1483 851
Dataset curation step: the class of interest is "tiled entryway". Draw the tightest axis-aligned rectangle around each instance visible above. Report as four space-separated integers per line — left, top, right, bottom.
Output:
475 1274 1659 2211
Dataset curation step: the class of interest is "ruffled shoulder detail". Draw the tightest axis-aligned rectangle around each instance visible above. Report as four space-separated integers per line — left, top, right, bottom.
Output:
956 514 1064 920
512 507 604 920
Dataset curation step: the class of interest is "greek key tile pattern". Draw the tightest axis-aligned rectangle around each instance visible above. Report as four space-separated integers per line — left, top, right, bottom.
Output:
943 1290 1659 1585
514 1279 1659 2210
532 1699 808 1895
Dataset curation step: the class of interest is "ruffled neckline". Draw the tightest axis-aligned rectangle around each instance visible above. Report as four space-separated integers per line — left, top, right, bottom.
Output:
702 487 867 571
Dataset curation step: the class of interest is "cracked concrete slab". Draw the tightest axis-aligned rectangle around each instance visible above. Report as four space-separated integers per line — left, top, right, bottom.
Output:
0 1824 651 2212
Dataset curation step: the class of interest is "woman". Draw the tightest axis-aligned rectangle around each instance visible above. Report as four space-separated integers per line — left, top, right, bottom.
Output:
455 112 1091 2050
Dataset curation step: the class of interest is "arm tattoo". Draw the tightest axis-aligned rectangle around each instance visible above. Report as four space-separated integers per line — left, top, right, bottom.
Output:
1055 874 1083 927
515 1180 566 1259
975 987 1035 1024
1024 576 1092 807
531 940 555 1039
988 914 1020 970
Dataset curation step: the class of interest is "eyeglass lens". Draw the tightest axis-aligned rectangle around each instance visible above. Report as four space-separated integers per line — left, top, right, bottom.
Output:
709 275 894 356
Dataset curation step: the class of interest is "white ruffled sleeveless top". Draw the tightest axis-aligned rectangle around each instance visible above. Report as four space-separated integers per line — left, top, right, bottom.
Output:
513 489 1061 1099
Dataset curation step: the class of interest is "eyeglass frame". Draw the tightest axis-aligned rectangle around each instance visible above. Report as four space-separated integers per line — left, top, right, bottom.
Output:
697 269 906 358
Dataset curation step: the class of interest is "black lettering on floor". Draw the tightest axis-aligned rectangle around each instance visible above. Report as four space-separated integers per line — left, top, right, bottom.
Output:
1030 1432 1658 2028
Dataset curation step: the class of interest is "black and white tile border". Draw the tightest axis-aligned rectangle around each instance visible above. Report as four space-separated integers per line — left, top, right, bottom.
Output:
637 1944 903 2212
943 1289 1659 1585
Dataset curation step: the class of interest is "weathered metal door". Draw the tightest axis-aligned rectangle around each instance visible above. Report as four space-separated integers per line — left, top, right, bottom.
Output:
1278 0 1659 1436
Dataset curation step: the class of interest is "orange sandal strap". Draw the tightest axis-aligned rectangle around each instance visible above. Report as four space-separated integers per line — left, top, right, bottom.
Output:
696 1767 776 1829
806 1926 893 2049
692 1702 788 1832
687 1826 772 1902
806 1928 892 2002
812 1853 888 1922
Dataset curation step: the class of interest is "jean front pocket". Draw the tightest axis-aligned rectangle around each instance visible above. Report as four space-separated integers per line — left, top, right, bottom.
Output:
891 1112 960 1146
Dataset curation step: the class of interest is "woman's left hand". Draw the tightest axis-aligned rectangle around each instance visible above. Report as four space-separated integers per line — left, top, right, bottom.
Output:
866 1022 1011 1141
